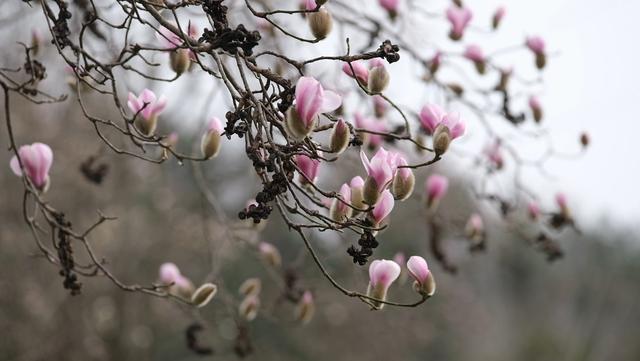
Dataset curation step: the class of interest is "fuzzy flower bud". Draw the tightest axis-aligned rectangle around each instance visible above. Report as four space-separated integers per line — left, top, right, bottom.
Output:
360 147 399 205
308 8 333 40
349 176 366 213
526 36 547 69
391 156 415 201
295 153 322 185
31 28 42 56
170 48 191 75
287 76 342 139
191 283 218 307
239 278 262 297
446 5 473 41
295 291 316 324
367 259 401 309
239 295 260 321
342 61 369 86
201 117 223 159
158 262 194 298
406 256 436 296
463 45 486 74
465 213 485 243
9 142 53 192
259 242 281 267
330 118 350 154
367 60 390 93
528 201 541 220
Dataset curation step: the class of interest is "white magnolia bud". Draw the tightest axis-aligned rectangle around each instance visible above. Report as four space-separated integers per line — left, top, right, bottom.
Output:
367 66 390 94
191 283 218 307
329 118 350 154
432 124 451 156
170 49 191 76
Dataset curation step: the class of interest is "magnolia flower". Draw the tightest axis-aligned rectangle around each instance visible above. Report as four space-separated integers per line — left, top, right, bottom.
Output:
528 201 541 220
287 76 342 139
406 256 436 296
419 104 465 155
127 89 167 135
360 147 400 205
369 189 394 226
529 96 543 123
446 5 473 41
484 140 504 169
330 183 353 222
425 174 449 210
526 36 547 69
354 113 387 148
391 154 415 201
379 0 400 14
367 259 401 309
464 44 486 74
492 6 506 29
465 213 485 244
295 153 322 185
201 117 224 159
10 142 53 192
158 262 194 298
342 61 369 85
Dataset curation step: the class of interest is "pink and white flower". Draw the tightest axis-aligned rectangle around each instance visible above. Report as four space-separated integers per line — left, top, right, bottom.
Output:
369 189 394 225
9 142 53 191
367 259 401 309
419 104 465 138
288 76 342 139
446 5 473 41
295 153 322 185
342 61 369 85
406 256 436 296
425 174 449 209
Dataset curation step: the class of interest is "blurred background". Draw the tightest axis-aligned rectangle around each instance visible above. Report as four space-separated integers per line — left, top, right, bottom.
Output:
1 0 640 360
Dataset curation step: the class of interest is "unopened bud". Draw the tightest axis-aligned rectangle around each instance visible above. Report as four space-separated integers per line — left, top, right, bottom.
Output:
135 114 158 136
329 118 350 154
363 176 381 206
464 213 485 243
392 167 415 201
239 295 260 321
447 83 464 96
367 65 390 94
191 283 218 307
31 28 42 56
529 96 543 123
201 117 223 159
259 242 281 268
329 184 353 222
308 8 333 40
350 176 366 213
535 53 547 70
492 6 505 30
170 49 191 76
295 291 315 324
432 124 451 156
580 132 590 148
412 272 436 296
239 278 262 297
286 106 314 140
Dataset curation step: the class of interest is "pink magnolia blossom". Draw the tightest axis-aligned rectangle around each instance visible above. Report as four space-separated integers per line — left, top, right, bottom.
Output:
526 36 546 55
158 262 193 293
492 6 506 28
158 21 199 49
484 140 504 169
464 44 485 63
360 147 399 193
446 5 473 40
528 201 541 220
127 88 167 121
294 76 342 129
354 113 387 148
9 142 53 191
342 61 369 85
351 176 365 188
529 95 542 111
304 0 317 10
367 259 401 309
419 104 465 138
406 256 436 296
425 174 449 207
555 192 568 210
373 95 387 118
330 182 353 221
393 252 406 266
379 0 399 12
428 51 442 73
370 189 394 224
295 153 322 184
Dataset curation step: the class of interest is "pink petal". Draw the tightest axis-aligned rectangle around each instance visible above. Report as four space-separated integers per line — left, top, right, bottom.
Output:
407 256 430 283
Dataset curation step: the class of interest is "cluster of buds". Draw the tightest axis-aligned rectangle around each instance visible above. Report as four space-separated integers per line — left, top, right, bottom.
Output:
419 104 466 156
9 142 53 193
367 255 435 310
360 147 414 207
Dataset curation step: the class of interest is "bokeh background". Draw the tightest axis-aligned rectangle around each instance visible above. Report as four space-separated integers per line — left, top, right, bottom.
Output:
1 0 640 360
